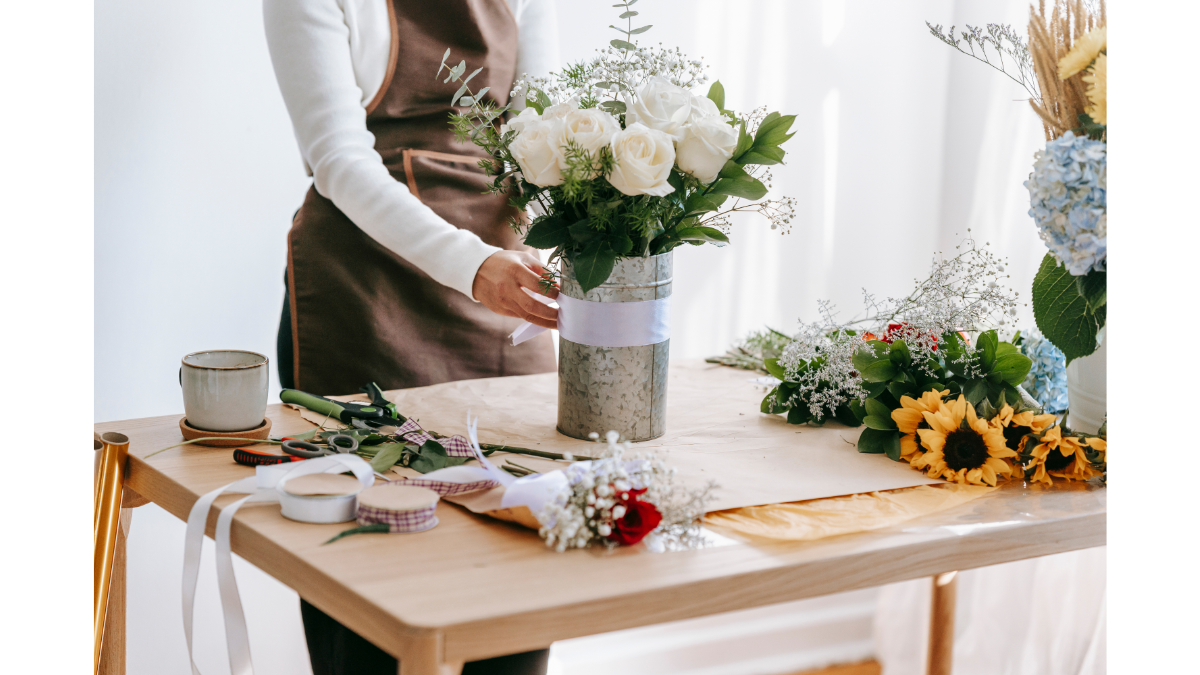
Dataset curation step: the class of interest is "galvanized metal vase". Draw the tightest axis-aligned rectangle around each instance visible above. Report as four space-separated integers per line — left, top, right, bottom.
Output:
557 252 672 442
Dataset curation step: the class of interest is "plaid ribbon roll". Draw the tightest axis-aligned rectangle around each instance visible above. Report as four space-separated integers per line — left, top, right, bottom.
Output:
393 419 477 458
394 478 500 496
356 502 439 533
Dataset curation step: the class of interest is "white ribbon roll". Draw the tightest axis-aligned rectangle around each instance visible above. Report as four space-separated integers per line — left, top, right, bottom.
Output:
182 454 374 675
510 292 670 348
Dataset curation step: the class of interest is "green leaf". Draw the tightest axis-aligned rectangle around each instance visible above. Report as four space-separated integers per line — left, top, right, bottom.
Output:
1032 253 1106 364
863 415 897 431
993 353 1033 387
572 241 618 293
684 192 722 214
848 399 867 422
858 428 901 456
736 146 785 166
732 121 753 159
835 404 862 427
718 159 747 179
599 100 627 115
709 176 768 200
324 523 391 545
852 346 881 373
977 330 998 371
786 407 810 425
761 388 777 414
754 114 797 146
610 39 637 51
860 359 897 383
568 218 599 243
995 341 1018 357
889 339 910 365
863 381 888 398
674 226 730 246
1075 269 1107 312
707 80 725 111
887 381 913 402
629 25 653 35
764 357 787 381
526 88 550 114
368 443 405 473
619 10 638 17
964 379 988 405
864 397 892 419
523 215 572 249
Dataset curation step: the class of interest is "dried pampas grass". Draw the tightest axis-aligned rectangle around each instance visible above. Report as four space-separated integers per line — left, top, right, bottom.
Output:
1028 0 1106 139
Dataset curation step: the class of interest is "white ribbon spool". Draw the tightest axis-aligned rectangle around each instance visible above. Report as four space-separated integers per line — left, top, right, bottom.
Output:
182 454 374 675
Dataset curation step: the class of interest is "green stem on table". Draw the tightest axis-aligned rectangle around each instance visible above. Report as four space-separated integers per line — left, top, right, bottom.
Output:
504 460 539 475
143 437 282 460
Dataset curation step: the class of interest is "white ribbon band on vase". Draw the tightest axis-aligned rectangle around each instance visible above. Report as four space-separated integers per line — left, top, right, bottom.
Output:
510 292 670 347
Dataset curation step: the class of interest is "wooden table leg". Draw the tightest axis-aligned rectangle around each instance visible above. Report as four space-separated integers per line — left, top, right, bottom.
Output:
396 632 463 675
926 571 958 675
98 488 146 675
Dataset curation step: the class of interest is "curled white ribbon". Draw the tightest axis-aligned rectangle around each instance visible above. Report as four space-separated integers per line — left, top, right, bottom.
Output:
182 454 374 675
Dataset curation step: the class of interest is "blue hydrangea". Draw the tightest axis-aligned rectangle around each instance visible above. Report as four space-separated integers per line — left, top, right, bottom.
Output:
1019 329 1069 413
1024 131 1106 276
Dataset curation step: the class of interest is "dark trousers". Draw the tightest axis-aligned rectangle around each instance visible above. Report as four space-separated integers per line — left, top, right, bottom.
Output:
278 273 549 674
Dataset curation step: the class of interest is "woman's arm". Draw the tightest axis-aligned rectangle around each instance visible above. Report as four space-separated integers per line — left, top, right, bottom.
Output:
263 0 501 301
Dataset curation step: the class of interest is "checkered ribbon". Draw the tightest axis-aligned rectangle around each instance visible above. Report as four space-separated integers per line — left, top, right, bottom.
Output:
356 502 439 533
393 419 476 458
394 478 499 496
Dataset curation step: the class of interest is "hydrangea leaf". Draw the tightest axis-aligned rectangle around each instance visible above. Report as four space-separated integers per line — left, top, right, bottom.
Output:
1075 269 1107 312
1032 253 1105 365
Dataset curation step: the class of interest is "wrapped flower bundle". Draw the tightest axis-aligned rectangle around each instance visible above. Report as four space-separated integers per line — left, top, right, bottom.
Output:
437 1 796 292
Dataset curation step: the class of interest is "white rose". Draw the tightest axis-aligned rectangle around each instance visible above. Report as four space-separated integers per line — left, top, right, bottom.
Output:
627 76 694 140
501 106 541 136
607 122 676 197
553 108 620 177
541 97 579 121
510 118 564 187
675 116 738 184
687 94 721 123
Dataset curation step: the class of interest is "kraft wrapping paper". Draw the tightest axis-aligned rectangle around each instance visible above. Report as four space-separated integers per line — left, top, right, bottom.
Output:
313 360 943 512
703 483 996 542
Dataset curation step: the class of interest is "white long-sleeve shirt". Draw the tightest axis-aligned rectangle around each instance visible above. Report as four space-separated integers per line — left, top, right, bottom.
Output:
263 0 559 300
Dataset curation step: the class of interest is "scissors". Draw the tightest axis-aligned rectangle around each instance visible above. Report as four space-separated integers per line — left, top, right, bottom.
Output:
281 434 360 459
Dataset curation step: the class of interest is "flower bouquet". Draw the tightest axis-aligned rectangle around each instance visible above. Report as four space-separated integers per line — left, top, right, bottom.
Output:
928 0 1106 430
437 1 796 441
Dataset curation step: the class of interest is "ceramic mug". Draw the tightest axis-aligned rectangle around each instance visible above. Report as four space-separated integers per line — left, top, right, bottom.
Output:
180 350 269 432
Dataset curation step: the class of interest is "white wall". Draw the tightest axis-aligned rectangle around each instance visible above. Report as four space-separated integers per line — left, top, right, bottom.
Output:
96 1 1050 674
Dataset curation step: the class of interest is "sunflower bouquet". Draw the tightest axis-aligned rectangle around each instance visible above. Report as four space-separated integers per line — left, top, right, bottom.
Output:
436 0 796 292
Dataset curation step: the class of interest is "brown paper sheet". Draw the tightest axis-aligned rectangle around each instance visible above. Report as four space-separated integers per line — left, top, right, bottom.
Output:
309 360 941 512
704 484 995 542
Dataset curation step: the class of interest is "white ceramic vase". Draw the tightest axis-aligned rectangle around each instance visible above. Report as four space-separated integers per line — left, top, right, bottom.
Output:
1066 332 1106 434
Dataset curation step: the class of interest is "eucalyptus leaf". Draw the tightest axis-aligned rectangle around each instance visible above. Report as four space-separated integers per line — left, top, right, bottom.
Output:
619 10 638 18
629 25 653 35
599 100 627 114
610 39 637 51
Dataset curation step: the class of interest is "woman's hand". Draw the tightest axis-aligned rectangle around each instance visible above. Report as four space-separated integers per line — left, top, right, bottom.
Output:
472 250 559 329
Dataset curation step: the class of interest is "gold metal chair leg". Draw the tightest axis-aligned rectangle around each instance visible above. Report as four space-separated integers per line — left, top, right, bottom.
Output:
926 571 958 675
95 432 130 675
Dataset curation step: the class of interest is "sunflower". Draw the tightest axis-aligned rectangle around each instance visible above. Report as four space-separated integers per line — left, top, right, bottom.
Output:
911 395 1016 486
1028 426 1101 485
1082 52 1106 125
1058 25 1107 80
990 403 1058 456
891 389 950 461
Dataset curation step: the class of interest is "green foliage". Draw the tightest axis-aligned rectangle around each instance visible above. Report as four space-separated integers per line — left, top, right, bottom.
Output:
1031 253 1105 365
761 330 1034 462
706 328 795 372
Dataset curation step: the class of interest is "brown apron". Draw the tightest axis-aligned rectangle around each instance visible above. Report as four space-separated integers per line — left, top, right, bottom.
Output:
286 0 555 396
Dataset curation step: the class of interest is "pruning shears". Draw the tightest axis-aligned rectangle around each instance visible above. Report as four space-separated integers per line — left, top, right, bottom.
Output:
280 383 407 429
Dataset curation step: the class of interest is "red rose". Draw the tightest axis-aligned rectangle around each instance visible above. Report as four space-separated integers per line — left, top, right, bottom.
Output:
883 322 938 351
609 495 663 546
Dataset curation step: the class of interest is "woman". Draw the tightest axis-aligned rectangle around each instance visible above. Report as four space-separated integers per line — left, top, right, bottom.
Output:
264 0 559 672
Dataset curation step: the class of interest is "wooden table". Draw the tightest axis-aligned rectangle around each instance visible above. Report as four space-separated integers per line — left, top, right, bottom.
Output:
96 365 1106 675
